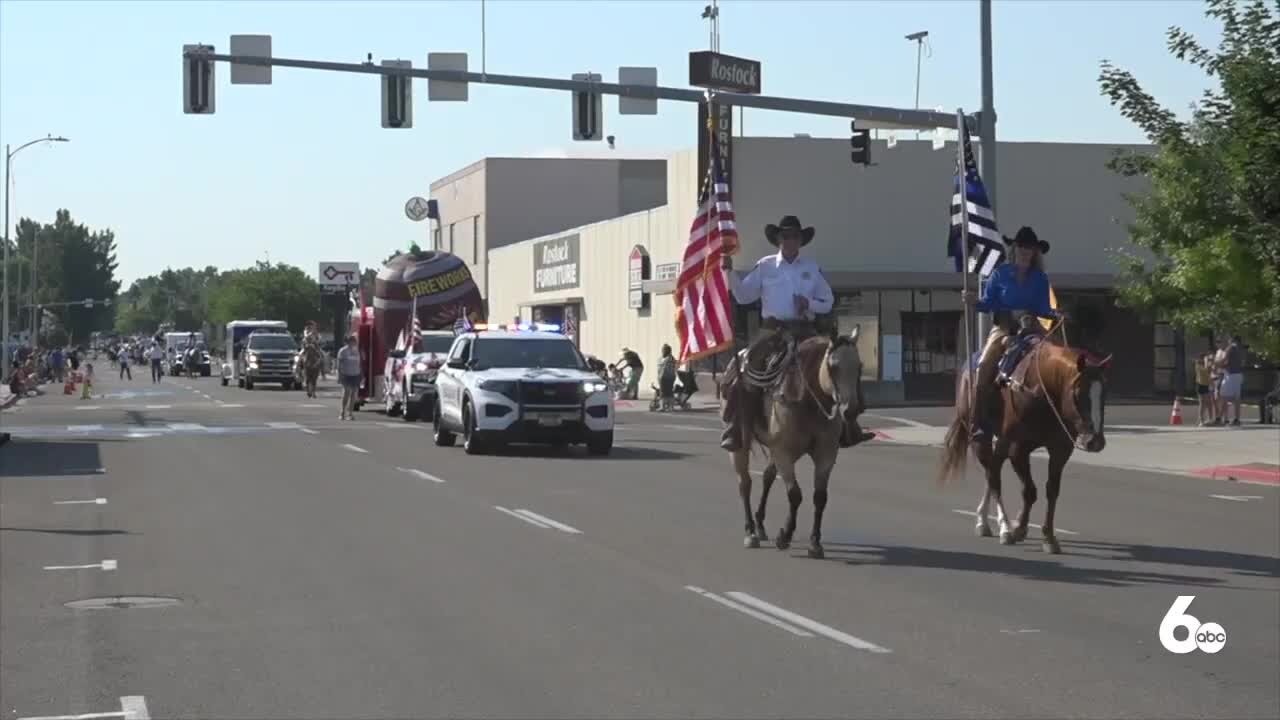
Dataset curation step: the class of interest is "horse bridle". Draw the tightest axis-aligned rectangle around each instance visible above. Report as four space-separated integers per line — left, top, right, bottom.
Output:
802 340 848 422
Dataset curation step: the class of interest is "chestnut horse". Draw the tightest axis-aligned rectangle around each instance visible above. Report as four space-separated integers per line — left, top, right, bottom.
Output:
939 336 1111 553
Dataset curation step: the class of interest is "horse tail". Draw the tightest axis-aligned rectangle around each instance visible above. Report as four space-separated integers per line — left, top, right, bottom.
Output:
937 370 972 485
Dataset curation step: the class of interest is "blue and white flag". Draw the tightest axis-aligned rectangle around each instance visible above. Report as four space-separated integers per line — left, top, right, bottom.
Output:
947 121 1005 277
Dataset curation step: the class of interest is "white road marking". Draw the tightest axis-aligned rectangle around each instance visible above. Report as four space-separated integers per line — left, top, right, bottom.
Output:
120 695 150 720
658 424 717 432
125 432 161 439
950 509 1080 535
143 405 170 410
19 712 125 720
67 425 104 432
267 422 302 429
340 443 368 454
685 585 814 637
54 498 108 505
301 404 325 408
75 406 102 411
299 428 320 435
726 591 892 653
44 560 117 571
1209 494 1265 502
1000 628 1042 634
397 467 445 483
495 506 551 529
219 403 245 408
513 509 582 534
167 423 206 431
864 413 934 429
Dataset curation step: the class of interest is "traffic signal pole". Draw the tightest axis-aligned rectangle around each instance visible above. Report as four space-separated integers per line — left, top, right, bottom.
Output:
186 49 975 132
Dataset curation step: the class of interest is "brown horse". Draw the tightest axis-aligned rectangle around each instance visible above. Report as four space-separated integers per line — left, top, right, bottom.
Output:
729 327 865 559
939 335 1111 553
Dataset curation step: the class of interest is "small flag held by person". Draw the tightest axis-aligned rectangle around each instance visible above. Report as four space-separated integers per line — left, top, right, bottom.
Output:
947 120 1006 277
675 150 738 363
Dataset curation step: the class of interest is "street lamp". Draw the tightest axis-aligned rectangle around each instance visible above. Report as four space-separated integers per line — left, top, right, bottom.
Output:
3 134 69 376
906 30 929 139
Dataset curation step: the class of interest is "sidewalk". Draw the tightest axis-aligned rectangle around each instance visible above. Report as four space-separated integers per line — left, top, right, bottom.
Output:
874 422 1280 485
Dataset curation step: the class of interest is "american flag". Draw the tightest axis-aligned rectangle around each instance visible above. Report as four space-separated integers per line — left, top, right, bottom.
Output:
675 150 738 363
947 120 1005 277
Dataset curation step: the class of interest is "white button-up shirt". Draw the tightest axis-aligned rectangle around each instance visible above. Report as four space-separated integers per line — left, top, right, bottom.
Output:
727 252 834 321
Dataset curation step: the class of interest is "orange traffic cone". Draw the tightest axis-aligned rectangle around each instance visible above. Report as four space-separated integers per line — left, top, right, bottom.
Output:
1170 396 1184 426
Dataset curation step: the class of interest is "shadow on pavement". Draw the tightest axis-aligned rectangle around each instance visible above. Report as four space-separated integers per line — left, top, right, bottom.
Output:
481 443 691 460
823 542 1238 588
0 527 135 536
0 440 106 477
1062 539 1279 579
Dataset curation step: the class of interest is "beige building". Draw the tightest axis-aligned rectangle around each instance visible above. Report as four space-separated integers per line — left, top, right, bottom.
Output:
428 157 666 299
446 136 1164 401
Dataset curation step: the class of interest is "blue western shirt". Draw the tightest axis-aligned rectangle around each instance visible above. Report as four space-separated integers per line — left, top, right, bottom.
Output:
976 264 1058 319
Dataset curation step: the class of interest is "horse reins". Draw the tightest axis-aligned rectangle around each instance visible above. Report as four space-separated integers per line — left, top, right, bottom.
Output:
1033 316 1091 451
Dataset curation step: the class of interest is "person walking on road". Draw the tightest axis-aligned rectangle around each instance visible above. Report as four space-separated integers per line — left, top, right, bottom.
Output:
119 346 133 381
148 342 164 383
1195 353 1214 426
337 334 363 421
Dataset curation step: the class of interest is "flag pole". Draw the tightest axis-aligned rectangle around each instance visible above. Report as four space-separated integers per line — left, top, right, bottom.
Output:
957 109 976 418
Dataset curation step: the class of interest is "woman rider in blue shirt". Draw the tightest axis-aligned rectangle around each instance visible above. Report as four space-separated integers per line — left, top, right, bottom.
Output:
961 226 1063 442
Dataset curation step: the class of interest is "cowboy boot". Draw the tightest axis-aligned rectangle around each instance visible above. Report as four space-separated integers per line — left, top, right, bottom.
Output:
839 408 876 448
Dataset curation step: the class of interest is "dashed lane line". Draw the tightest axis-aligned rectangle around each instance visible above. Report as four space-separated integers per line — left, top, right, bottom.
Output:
44 559 117 571
396 467 445 483
685 586 813 638
725 591 892 653
340 443 369 454
512 509 582 534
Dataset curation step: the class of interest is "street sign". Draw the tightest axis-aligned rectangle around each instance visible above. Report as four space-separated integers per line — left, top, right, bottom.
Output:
318 261 360 290
229 34 272 85
571 73 603 141
688 51 761 94
427 52 468 101
405 196 431 222
618 66 658 115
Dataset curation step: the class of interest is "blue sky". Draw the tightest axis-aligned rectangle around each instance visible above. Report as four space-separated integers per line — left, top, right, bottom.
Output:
1 0 1220 287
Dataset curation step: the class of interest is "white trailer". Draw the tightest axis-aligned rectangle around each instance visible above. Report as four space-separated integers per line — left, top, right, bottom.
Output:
222 320 288 386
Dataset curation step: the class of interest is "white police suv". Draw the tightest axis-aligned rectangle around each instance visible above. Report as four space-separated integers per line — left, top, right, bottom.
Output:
431 323 614 455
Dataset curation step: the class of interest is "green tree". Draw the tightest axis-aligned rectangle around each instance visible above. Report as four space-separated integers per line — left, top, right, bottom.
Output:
208 261 319 333
116 266 223 335
1099 0 1280 359
8 210 121 343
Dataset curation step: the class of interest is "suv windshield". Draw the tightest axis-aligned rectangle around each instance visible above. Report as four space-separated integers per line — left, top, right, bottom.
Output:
414 335 455 354
248 335 298 351
472 338 583 370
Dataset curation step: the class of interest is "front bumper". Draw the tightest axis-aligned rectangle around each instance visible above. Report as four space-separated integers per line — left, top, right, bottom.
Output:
472 386 614 440
405 374 438 404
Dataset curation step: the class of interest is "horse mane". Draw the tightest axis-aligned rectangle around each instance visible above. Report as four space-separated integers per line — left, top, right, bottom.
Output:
1035 343 1082 398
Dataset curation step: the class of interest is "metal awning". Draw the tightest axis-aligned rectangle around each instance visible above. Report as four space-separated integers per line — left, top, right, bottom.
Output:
517 296 586 308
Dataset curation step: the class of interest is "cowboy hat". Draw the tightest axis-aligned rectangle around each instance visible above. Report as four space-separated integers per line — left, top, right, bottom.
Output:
1004 226 1050 255
764 215 816 247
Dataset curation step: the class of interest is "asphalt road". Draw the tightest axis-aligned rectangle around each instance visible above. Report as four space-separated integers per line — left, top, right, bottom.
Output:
2 373 1277 719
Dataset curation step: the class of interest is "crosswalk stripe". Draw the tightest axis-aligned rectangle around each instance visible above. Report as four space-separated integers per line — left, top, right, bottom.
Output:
166 423 207 431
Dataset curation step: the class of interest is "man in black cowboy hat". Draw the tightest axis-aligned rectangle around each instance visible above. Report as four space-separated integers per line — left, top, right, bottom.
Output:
719 215 876 451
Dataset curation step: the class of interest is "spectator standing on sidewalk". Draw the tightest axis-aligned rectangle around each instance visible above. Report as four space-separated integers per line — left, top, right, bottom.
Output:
80 362 95 400
1218 335 1246 427
1209 336 1228 425
1195 353 1214 425
148 342 164 383
336 333 362 421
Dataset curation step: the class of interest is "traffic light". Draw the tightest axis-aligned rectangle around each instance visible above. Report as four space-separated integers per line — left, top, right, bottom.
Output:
850 120 871 165
381 60 413 129
571 73 603 141
183 44 216 115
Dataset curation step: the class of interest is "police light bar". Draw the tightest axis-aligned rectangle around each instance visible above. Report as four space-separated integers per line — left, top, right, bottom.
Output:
469 322 562 333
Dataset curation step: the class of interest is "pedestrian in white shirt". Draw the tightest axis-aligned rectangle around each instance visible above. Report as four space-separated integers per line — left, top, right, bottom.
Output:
148 343 164 383
719 215 874 451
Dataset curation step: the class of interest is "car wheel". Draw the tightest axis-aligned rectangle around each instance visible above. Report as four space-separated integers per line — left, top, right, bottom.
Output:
245 379 255 390
221 377 229 386
385 392 402 417
462 399 486 455
587 430 614 456
282 379 293 391
432 401 456 447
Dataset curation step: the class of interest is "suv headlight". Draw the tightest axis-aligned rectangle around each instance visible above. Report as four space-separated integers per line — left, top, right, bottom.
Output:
478 379 518 399
583 380 609 394
412 361 430 373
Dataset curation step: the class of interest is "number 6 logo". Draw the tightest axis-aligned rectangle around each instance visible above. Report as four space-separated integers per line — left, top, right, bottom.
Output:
1159 596 1226 654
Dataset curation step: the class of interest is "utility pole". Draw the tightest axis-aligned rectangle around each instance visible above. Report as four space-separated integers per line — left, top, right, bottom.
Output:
977 0 997 346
